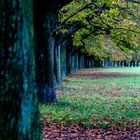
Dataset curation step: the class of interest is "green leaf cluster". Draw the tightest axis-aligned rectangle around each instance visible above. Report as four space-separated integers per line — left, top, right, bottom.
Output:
59 0 140 61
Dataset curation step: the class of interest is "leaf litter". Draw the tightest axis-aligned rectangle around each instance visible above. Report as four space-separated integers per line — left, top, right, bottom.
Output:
41 68 140 140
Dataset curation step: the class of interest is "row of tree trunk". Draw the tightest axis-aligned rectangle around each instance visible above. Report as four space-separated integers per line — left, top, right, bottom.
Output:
52 49 140 81
0 0 74 139
98 60 140 67
1 0 139 139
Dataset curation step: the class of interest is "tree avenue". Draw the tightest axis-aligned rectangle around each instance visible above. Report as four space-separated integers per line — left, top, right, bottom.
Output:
34 0 140 102
0 0 140 139
58 0 140 66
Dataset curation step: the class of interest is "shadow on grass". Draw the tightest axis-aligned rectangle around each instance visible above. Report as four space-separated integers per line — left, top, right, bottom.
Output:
55 101 72 108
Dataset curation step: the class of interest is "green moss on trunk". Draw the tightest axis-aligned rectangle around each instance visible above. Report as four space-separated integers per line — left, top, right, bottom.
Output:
0 0 41 139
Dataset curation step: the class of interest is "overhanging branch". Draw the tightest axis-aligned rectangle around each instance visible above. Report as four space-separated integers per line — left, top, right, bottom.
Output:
51 2 101 33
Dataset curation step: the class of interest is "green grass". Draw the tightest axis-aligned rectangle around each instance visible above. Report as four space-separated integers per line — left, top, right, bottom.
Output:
40 67 140 128
100 67 140 75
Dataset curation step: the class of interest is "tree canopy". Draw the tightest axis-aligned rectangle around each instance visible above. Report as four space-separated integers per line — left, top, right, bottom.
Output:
57 0 140 61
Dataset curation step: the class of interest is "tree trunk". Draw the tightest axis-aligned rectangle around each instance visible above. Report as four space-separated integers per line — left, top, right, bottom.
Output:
34 4 57 103
54 43 61 84
137 61 139 67
78 54 82 69
0 0 41 139
66 43 74 74
34 0 74 103
61 44 67 78
66 46 71 74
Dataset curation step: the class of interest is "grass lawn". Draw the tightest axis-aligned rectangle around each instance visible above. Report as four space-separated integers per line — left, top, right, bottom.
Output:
40 67 140 129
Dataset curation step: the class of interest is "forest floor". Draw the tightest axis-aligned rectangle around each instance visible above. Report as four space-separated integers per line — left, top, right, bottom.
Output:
40 67 140 140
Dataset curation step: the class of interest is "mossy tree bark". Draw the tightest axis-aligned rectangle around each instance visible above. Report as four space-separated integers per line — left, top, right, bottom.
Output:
34 2 57 103
34 0 73 103
0 0 41 139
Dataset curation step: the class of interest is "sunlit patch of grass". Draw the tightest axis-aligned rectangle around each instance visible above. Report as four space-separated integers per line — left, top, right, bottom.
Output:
40 67 140 128
100 67 140 75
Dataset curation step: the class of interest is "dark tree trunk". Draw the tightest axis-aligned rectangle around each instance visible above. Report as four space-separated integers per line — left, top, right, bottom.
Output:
54 43 61 84
0 0 41 139
94 59 101 67
61 44 67 78
130 60 134 67
117 61 120 67
34 0 73 103
66 42 74 74
34 2 57 103
75 50 79 70
66 47 71 74
84 56 88 68
124 61 127 67
136 61 139 67
78 54 82 69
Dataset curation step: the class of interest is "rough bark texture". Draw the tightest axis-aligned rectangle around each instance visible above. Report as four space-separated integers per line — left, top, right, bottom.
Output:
34 0 74 103
0 0 41 139
34 1 58 103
